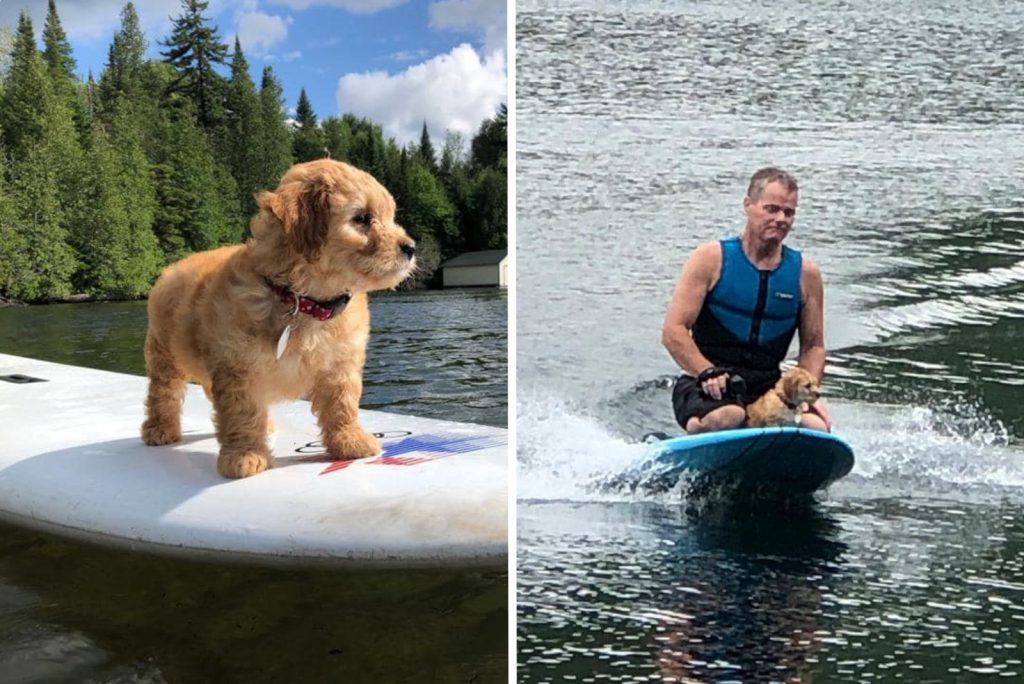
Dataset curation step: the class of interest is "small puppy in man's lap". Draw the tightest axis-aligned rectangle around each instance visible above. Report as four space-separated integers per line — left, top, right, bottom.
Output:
141 159 416 478
745 367 822 428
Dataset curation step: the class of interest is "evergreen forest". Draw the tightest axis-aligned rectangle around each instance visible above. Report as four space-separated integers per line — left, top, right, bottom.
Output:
0 0 507 302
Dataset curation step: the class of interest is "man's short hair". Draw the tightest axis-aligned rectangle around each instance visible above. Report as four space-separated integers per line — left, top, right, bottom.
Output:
746 167 798 200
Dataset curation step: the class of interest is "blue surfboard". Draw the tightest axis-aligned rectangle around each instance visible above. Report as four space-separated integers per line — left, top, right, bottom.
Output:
626 427 855 496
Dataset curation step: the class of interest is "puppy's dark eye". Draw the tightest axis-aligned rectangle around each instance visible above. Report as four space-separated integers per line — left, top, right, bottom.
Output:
354 212 373 227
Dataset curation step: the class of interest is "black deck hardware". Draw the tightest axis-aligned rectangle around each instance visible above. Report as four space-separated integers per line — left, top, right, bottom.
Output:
0 374 48 384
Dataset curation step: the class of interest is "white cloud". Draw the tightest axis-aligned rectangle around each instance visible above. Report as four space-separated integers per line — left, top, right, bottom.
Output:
0 0 183 42
269 0 409 12
336 43 506 147
429 0 505 54
235 11 292 55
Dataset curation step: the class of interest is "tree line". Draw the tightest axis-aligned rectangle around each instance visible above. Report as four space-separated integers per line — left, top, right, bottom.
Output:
0 0 507 302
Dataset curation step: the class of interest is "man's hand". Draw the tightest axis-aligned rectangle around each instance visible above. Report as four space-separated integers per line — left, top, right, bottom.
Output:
697 367 730 401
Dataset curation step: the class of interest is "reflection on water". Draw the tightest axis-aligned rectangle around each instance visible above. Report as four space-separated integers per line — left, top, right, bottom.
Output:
519 499 1024 682
0 522 506 682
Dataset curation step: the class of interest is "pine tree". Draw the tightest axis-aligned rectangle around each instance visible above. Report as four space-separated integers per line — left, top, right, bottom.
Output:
322 116 351 163
82 71 98 125
0 11 80 299
77 122 131 293
151 107 241 260
438 132 472 252
41 0 87 136
258 65 293 188
161 0 228 130
1 12 47 156
8 145 76 301
381 137 403 197
292 87 326 162
336 114 388 180
464 106 507 251
100 2 148 107
0 173 31 299
403 159 456 255
470 103 507 170
224 38 264 220
42 0 76 94
109 97 163 293
415 121 437 173
75 104 161 297
469 166 507 250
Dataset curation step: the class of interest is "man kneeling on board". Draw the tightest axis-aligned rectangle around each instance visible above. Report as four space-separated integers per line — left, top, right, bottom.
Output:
661 167 832 434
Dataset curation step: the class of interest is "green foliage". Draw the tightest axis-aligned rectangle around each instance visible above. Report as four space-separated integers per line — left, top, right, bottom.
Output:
469 166 507 250
99 2 147 108
224 39 264 221
6 146 76 301
161 0 228 130
471 103 507 170
401 231 442 290
322 116 351 163
415 122 437 173
1 13 47 156
151 107 241 261
42 0 88 136
75 111 160 297
42 0 76 91
258 66 293 196
327 114 387 180
402 160 456 251
293 87 326 163
0 173 30 298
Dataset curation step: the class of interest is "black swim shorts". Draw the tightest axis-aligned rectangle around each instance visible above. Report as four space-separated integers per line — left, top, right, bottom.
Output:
671 375 742 428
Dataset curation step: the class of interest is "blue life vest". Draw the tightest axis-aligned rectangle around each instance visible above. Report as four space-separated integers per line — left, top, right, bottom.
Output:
691 237 802 393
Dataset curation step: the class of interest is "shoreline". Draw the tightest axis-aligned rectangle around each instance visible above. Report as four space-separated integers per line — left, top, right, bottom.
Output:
0 284 505 308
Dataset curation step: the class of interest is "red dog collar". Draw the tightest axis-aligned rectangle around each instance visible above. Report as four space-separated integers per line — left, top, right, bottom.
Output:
266 279 351 321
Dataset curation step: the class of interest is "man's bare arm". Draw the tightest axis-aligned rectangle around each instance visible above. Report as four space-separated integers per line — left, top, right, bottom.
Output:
797 258 826 380
661 242 720 377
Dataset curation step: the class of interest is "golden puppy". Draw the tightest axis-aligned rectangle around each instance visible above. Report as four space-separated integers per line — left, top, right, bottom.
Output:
141 159 416 478
745 367 821 428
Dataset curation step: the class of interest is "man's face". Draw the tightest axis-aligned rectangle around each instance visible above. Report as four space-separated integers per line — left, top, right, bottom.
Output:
743 181 798 245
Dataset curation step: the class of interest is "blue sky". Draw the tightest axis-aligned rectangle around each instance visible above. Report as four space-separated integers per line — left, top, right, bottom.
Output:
0 0 506 147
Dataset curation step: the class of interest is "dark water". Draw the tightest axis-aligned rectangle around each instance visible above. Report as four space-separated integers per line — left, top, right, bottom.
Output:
516 0 1024 681
0 288 507 682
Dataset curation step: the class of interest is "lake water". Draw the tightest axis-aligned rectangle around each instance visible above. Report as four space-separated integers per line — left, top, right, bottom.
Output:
516 0 1024 681
0 288 507 682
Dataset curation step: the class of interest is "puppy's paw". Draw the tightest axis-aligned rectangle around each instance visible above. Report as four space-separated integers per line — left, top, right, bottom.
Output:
141 419 182 446
218 449 273 478
326 428 382 461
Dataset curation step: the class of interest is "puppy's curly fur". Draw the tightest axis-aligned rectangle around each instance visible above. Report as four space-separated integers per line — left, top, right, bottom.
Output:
745 367 821 428
141 160 416 478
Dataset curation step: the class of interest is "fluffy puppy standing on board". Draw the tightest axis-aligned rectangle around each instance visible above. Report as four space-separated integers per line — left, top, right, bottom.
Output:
141 159 416 478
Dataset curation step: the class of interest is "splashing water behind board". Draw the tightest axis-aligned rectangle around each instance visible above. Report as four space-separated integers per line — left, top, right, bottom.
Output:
518 388 1024 505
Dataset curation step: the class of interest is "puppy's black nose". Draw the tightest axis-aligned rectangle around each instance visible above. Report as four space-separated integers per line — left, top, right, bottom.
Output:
400 242 416 259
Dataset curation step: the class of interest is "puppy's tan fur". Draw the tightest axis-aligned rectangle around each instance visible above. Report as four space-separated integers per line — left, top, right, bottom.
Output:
141 159 415 478
745 367 821 428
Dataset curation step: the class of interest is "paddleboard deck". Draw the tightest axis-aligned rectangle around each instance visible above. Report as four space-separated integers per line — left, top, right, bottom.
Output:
620 427 855 496
0 354 507 568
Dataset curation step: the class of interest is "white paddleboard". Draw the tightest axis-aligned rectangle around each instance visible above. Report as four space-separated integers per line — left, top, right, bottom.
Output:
0 354 507 568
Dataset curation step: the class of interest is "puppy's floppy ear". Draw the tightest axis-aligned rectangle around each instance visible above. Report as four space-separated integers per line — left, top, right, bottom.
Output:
258 175 333 261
